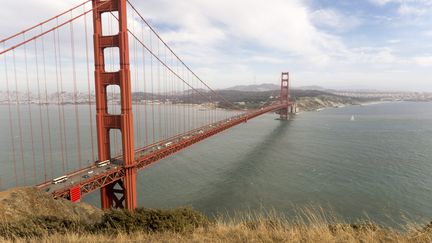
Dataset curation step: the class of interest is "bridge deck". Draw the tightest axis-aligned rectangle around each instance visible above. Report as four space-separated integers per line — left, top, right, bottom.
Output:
38 103 292 200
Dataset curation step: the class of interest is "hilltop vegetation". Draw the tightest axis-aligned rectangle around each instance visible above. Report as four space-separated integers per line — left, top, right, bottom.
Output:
295 94 362 111
1 188 432 242
214 89 370 110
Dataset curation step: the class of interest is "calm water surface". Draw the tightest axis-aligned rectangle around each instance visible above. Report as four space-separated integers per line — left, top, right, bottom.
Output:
1 101 432 226
81 101 432 226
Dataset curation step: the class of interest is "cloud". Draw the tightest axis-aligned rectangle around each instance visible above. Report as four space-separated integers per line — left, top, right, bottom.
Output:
311 9 362 32
414 56 432 66
137 0 348 66
246 56 285 64
387 39 401 44
0 1 78 38
369 0 432 17
2 0 432 91
397 4 427 16
369 0 432 6
368 0 393 5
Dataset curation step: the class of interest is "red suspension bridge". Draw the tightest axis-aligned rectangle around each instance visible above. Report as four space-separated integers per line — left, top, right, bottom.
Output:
0 0 295 209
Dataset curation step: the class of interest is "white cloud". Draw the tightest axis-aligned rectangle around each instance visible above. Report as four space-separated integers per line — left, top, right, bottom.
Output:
369 0 432 17
414 56 432 66
356 47 395 63
387 39 401 44
138 0 349 66
369 0 432 6
87 0 432 91
0 1 77 38
311 9 362 32
368 0 393 5
247 56 285 64
2 0 432 91
397 4 427 16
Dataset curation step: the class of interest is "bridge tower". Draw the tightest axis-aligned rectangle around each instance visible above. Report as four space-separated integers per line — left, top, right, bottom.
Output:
279 72 290 120
92 0 136 209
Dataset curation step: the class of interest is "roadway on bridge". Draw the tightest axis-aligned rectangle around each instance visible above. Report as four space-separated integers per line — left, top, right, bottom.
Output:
38 103 290 199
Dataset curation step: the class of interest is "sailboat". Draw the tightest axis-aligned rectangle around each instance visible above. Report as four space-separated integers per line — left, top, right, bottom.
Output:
350 115 355 121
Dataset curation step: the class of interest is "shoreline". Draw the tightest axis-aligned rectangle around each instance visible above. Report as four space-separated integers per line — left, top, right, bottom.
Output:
306 100 430 113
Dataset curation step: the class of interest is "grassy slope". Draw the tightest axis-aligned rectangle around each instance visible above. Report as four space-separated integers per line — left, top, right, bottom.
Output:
4 215 432 243
0 187 102 223
1 191 432 243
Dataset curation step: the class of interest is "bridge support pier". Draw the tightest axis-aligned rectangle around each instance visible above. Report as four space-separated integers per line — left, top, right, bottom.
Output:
92 0 136 210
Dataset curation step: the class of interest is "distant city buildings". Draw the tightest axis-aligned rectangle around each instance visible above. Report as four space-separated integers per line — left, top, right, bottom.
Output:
333 91 432 102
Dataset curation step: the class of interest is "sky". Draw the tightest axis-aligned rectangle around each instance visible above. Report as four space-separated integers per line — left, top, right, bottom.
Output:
1 0 432 91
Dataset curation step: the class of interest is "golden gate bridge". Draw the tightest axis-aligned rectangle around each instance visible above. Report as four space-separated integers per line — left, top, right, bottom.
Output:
0 0 295 209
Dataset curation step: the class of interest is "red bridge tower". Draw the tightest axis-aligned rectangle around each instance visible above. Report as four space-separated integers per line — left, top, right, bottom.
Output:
92 0 136 209
279 72 291 120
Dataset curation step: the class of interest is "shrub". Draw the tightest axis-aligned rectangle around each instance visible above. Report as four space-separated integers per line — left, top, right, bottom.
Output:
96 207 210 234
0 207 209 239
0 216 87 239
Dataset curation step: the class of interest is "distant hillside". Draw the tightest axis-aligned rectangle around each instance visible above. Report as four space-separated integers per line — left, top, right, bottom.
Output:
215 89 336 103
225 83 279 92
211 89 372 110
131 88 367 111
224 83 335 92
294 85 328 91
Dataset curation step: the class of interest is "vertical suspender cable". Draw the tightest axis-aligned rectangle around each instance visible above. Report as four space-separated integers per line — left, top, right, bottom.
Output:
157 39 161 140
23 34 37 183
53 30 66 174
141 21 148 146
175 57 179 135
186 66 189 132
34 39 48 182
132 11 142 148
150 31 155 143
183 65 186 132
57 21 69 172
12 50 26 185
41 30 54 180
3 44 18 186
171 53 174 137
108 13 119 156
84 5 95 163
70 17 83 168
164 45 168 138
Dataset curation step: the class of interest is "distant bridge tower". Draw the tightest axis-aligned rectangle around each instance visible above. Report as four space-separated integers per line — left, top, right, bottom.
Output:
92 0 136 209
279 72 290 120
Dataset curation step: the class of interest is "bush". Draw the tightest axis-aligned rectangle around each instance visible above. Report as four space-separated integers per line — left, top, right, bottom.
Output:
0 207 209 239
0 216 88 239
95 207 210 233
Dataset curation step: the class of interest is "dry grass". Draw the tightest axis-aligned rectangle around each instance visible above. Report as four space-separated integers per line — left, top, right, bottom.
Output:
3 220 431 243
1 206 432 243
